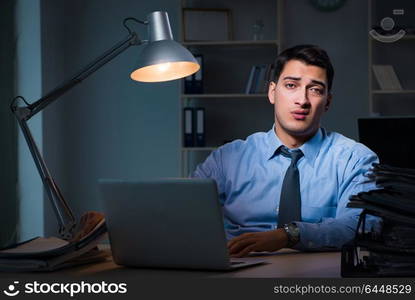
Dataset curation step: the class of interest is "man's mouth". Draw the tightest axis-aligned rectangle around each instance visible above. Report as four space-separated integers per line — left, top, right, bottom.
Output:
291 110 309 120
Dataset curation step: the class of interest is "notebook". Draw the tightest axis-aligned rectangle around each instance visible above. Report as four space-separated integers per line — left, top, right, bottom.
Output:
99 178 265 270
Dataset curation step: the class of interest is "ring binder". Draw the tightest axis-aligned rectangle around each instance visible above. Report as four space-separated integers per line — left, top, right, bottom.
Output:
195 108 205 147
183 107 194 147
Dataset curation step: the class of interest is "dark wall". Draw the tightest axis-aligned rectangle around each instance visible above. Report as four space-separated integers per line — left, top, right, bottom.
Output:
0 0 17 247
41 0 182 235
283 0 370 140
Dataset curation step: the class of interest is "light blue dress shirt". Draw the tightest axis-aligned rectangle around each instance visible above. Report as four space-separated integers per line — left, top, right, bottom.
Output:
192 127 378 251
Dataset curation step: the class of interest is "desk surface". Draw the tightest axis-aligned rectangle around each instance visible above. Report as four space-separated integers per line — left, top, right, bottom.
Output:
0 248 341 279
0 250 345 300
61 249 341 278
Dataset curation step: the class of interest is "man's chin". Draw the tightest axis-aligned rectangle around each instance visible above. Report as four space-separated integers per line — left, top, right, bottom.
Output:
285 125 319 139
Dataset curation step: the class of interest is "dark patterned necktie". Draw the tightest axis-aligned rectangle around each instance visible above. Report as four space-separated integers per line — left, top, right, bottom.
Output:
277 146 304 228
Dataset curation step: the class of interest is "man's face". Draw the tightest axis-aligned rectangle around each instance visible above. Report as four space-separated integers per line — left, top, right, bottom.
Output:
268 59 331 144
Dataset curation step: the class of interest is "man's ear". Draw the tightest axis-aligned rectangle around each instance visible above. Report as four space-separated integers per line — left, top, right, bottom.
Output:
325 93 332 112
268 81 277 105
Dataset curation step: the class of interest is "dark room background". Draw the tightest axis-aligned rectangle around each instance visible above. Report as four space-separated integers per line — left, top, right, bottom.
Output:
1 0 414 244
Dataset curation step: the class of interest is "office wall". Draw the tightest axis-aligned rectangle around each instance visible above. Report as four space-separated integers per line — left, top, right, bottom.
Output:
0 0 17 247
19 0 372 236
41 0 69 237
41 0 182 235
15 0 44 241
283 0 369 140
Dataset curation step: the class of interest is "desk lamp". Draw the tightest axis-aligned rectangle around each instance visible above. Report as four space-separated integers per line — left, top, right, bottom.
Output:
10 11 199 240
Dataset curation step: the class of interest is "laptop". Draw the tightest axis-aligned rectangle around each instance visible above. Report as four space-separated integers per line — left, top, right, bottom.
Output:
99 178 265 270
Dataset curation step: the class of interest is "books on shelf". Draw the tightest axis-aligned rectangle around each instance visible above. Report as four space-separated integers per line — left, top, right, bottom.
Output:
372 65 402 90
183 107 205 147
245 64 273 94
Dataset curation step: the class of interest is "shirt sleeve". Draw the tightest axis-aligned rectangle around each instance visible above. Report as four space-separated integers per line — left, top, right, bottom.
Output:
191 148 227 205
293 147 379 251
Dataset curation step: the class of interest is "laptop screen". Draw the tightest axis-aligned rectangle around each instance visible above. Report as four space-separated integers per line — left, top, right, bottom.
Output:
358 117 415 169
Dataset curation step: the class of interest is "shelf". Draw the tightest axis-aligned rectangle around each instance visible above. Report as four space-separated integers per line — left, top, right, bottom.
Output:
403 34 415 40
369 34 415 42
182 40 279 47
372 90 415 94
182 147 217 151
181 93 268 99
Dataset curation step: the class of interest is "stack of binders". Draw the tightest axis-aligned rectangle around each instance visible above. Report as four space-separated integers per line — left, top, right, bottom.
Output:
341 163 415 277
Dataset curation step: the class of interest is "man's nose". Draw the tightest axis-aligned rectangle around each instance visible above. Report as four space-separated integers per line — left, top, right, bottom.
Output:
295 88 310 106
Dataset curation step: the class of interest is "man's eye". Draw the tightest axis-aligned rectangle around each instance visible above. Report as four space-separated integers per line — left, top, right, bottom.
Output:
285 83 296 89
310 87 323 95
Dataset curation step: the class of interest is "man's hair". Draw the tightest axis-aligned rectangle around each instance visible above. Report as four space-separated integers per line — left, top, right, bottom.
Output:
271 44 334 92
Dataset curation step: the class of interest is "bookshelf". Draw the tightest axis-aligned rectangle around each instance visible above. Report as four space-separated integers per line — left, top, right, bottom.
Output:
179 0 283 176
402 34 415 40
182 147 217 151
182 40 279 47
181 93 268 99
368 0 415 116
372 90 415 95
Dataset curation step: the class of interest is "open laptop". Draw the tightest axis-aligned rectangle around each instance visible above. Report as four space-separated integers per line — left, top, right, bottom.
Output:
99 178 265 270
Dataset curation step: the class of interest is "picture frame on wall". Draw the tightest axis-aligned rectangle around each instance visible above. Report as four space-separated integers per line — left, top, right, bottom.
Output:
182 8 233 41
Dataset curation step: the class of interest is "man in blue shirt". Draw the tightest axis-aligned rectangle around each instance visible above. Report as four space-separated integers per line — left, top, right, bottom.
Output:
192 45 378 257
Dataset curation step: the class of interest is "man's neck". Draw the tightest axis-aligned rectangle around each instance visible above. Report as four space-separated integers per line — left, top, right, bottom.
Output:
275 126 318 149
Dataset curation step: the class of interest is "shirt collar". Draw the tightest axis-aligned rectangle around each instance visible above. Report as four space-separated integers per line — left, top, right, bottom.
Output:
298 128 324 166
266 125 324 167
266 125 283 159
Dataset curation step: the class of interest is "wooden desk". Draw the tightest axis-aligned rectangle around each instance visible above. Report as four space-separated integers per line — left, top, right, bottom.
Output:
0 248 341 279
0 250 343 300
61 249 341 278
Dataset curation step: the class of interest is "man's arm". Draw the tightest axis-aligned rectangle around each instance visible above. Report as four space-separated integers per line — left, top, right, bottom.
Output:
192 148 227 204
192 149 222 179
293 151 379 251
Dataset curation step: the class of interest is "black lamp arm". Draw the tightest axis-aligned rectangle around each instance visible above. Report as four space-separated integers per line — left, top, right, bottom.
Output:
20 32 141 120
11 30 142 240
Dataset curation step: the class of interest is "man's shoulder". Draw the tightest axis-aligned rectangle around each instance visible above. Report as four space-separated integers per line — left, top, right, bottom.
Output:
218 131 269 153
324 130 376 158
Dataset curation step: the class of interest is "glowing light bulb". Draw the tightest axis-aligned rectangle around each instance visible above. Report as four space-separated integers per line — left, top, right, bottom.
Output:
157 62 171 72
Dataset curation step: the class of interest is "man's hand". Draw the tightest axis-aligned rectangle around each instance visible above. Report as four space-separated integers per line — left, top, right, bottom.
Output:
227 229 289 257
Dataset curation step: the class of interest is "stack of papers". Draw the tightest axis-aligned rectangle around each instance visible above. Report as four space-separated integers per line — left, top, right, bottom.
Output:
342 164 415 277
0 211 108 272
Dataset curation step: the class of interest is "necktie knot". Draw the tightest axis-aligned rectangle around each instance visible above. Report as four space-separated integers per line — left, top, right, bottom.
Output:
280 147 304 165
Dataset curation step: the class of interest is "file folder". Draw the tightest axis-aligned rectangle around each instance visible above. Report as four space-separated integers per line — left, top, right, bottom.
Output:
184 55 203 94
183 107 194 147
193 55 203 93
195 108 205 147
